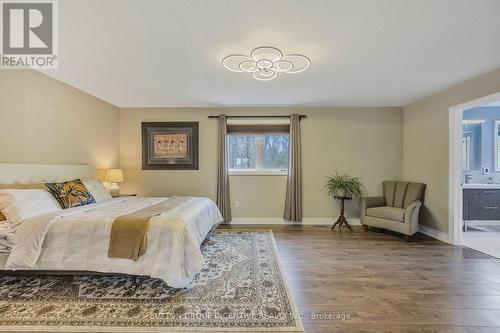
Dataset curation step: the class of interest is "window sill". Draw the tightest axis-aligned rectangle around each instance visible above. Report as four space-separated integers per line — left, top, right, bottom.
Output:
229 172 288 176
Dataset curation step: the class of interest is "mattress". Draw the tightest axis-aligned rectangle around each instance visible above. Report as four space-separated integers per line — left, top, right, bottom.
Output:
0 254 7 269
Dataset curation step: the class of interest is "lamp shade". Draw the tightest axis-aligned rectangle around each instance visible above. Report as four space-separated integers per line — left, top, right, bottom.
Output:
106 169 124 183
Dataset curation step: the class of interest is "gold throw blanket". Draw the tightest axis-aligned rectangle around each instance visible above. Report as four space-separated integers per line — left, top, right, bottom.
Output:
108 197 189 260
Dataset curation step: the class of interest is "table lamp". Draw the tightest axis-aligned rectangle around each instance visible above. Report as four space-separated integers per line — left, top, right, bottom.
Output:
106 169 124 197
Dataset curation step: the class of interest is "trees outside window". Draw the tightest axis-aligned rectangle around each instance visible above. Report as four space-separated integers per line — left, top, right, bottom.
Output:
228 134 289 174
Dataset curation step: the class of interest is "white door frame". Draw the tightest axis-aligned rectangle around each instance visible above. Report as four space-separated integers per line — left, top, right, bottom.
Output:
449 92 500 245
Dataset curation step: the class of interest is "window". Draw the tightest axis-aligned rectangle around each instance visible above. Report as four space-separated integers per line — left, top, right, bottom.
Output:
228 134 289 174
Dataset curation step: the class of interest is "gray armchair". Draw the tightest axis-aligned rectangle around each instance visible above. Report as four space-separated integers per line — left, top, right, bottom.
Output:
361 181 426 241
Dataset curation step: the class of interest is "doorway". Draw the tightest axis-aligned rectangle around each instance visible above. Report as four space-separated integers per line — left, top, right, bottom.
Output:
449 92 500 258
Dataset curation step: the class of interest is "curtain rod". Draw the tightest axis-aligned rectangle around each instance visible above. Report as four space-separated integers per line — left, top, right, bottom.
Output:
207 115 307 119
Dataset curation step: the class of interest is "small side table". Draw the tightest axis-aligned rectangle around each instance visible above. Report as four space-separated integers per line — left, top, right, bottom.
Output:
331 196 353 231
117 194 137 197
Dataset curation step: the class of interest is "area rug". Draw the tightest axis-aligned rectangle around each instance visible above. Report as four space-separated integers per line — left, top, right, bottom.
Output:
0 230 303 332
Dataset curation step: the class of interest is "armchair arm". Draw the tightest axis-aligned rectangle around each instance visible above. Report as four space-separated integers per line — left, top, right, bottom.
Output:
361 196 386 216
404 200 422 235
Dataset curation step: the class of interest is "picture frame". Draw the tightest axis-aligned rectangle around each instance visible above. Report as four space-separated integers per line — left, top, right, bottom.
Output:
142 122 199 170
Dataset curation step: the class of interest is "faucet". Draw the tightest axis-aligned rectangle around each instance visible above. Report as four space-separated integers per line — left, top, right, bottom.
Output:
464 174 473 184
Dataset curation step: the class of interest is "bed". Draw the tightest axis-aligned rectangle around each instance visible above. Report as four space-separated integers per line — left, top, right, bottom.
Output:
0 164 223 288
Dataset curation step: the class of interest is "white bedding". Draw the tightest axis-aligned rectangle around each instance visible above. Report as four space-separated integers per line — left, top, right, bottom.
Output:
4 197 223 288
0 220 14 254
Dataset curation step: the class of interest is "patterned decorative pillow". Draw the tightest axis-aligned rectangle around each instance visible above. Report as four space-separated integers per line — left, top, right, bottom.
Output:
45 179 96 209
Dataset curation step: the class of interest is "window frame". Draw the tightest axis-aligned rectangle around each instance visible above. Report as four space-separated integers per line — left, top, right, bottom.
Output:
228 133 289 176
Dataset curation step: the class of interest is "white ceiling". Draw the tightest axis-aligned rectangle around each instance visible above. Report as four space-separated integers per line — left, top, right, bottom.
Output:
42 0 500 107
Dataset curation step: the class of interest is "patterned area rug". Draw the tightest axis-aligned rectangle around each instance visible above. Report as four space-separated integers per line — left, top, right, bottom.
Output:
0 231 303 332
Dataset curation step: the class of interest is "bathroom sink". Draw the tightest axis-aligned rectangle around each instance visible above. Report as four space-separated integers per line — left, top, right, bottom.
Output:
462 183 500 189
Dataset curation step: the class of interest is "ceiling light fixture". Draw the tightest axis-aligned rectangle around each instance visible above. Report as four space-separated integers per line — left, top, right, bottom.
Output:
222 46 311 81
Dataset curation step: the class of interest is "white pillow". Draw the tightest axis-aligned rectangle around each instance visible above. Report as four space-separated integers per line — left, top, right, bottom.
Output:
0 189 62 227
82 180 112 202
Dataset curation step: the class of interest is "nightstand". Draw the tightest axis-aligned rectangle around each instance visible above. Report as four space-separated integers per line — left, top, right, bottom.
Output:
117 194 137 197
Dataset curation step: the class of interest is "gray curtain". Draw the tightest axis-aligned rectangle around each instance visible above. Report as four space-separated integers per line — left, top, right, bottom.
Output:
284 114 302 222
216 114 232 222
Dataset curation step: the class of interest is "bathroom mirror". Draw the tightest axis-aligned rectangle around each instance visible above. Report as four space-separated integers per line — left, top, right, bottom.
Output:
494 120 500 171
462 121 482 171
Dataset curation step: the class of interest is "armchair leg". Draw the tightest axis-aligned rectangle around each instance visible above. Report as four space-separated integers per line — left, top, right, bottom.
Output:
362 225 368 232
404 235 410 242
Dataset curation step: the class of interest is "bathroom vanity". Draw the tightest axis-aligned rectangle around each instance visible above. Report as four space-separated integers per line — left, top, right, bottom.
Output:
463 184 500 231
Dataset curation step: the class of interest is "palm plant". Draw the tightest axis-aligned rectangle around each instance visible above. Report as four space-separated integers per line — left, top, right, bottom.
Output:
324 172 366 199
325 172 367 231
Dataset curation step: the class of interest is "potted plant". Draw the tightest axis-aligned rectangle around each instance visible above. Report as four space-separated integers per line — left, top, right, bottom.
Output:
325 172 367 231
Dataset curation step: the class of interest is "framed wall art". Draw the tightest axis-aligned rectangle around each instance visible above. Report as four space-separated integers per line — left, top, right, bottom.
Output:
142 122 199 170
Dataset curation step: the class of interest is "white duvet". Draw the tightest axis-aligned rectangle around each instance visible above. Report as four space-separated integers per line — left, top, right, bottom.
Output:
5 197 223 288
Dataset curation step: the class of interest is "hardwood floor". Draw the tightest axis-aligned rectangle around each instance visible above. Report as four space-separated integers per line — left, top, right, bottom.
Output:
217 224 500 332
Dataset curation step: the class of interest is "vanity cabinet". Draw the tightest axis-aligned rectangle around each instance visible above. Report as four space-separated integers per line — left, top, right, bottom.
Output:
463 188 500 221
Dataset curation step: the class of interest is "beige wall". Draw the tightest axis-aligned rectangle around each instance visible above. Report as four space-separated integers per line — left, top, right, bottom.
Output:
0 70 120 168
120 107 403 219
403 68 500 233
7 67 500 227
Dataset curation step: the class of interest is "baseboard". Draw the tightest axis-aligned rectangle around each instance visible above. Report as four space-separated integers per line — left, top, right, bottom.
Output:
231 218 451 243
418 225 450 243
230 217 361 226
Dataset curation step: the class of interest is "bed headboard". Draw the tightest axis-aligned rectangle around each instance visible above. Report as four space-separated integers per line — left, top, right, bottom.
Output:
0 164 96 185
